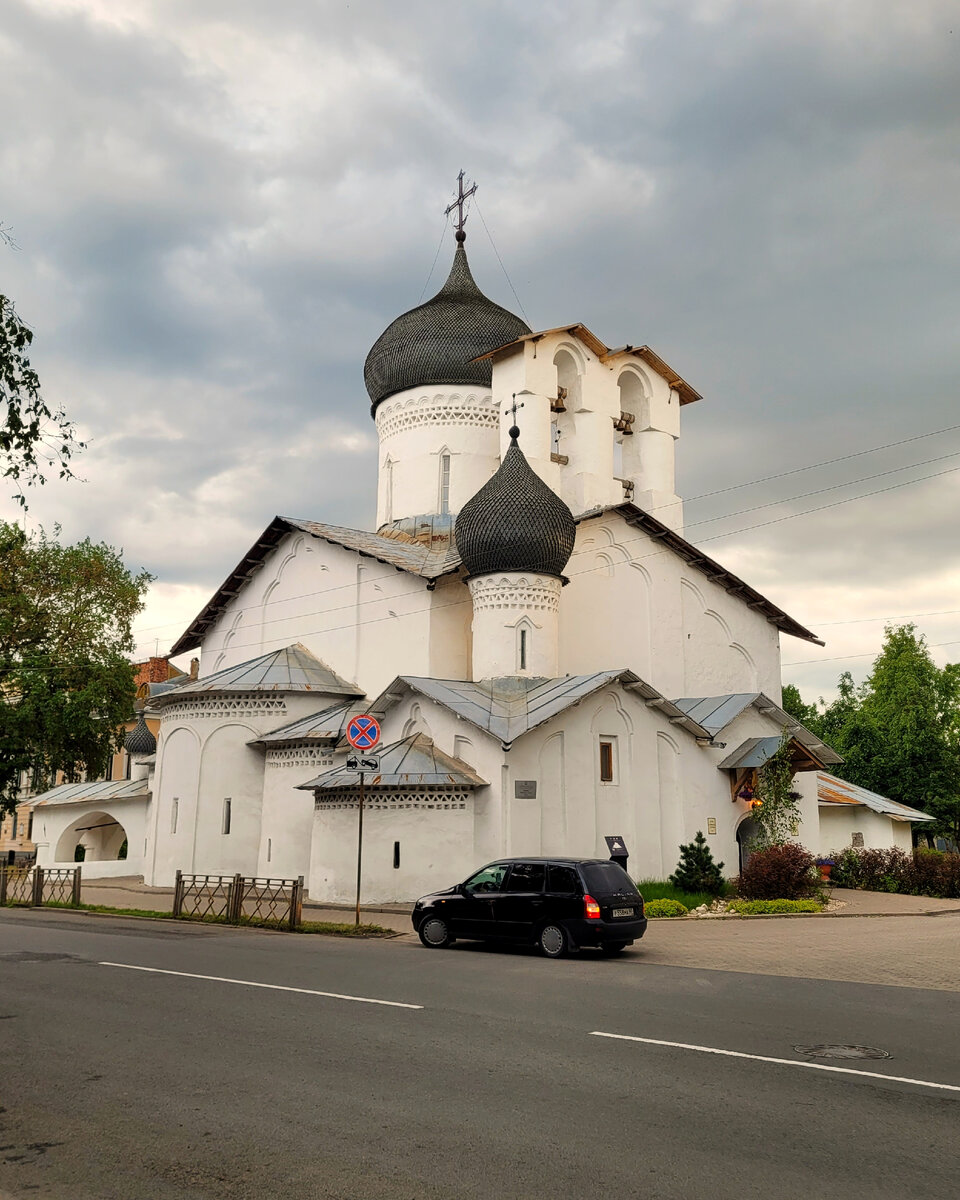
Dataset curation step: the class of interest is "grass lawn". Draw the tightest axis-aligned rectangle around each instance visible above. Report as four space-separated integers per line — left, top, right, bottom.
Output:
635 879 725 910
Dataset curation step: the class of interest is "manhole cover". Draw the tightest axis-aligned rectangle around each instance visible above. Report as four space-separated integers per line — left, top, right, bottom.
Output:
794 1044 891 1061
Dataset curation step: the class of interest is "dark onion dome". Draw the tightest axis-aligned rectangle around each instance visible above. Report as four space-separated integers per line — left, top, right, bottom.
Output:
124 711 157 756
364 234 531 415
455 428 576 579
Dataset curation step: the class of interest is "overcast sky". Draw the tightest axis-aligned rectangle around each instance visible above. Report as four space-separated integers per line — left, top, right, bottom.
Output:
3 0 959 703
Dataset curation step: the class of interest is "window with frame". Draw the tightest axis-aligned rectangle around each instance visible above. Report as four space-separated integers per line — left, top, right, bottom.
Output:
519 627 528 671
599 738 616 783
504 862 545 893
222 798 232 836
439 453 451 515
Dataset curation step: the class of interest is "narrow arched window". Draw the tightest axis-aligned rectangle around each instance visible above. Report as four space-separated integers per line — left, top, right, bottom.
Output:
519 627 528 671
439 454 451 514
383 459 394 523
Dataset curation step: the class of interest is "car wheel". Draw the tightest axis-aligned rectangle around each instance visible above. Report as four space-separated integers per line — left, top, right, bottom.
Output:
418 915 453 948
537 922 568 959
600 942 627 956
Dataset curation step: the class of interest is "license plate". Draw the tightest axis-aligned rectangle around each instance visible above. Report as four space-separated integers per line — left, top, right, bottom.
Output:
612 907 635 919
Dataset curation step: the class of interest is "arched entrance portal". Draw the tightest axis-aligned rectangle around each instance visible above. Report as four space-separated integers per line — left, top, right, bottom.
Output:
736 815 760 873
55 811 129 864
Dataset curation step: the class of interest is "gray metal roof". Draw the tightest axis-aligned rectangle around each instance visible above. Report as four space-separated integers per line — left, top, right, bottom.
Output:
817 772 935 822
363 239 530 412
717 736 799 770
372 671 711 747
297 733 487 790
673 692 843 766
155 643 363 703
32 778 150 809
673 694 758 736
249 703 353 747
455 430 576 579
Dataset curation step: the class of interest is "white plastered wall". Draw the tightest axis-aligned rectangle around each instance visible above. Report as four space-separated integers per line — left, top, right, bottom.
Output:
198 532 439 701
559 511 783 700
33 796 149 879
818 806 914 855
146 691 332 886
489 332 684 530
258 742 334 882
374 387 500 526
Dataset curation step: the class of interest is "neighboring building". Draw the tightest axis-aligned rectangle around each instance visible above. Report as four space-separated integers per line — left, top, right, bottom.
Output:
7 657 186 869
26 214 931 897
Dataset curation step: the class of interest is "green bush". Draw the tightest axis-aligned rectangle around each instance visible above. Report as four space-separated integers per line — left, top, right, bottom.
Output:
727 898 824 915
644 898 688 918
831 847 960 899
737 843 820 900
669 831 725 895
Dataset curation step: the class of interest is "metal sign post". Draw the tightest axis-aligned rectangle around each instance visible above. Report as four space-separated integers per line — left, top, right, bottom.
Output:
346 714 381 928
355 771 365 927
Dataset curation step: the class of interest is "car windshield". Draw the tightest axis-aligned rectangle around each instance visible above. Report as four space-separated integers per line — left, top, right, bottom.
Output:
580 862 639 896
463 863 510 893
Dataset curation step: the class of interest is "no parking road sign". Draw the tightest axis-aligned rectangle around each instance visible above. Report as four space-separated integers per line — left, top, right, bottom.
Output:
346 714 381 751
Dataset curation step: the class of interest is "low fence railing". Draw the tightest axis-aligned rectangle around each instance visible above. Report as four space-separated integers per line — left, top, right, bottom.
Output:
172 871 303 930
0 865 82 908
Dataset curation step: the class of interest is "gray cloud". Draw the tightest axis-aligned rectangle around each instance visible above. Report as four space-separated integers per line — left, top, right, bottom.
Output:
2 0 958 694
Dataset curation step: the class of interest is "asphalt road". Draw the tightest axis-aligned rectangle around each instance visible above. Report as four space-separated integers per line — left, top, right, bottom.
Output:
1 909 958 1200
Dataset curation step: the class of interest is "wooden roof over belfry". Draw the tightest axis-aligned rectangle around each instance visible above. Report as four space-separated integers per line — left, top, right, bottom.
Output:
471 324 702 407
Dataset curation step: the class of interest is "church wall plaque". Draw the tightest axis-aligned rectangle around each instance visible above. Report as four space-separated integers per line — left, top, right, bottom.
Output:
514 780 537 799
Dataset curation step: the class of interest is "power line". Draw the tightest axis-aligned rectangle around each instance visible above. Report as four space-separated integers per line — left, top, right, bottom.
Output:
416 212 451 304
473 198 530 326
784 638 960 669
129 422 960 640
117 446 960 661
684 422 960 504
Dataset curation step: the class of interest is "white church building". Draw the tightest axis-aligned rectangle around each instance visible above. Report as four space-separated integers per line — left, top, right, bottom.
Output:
30 212 933 900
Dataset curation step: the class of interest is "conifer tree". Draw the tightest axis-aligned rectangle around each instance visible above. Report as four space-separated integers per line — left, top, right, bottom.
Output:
669 831 725 894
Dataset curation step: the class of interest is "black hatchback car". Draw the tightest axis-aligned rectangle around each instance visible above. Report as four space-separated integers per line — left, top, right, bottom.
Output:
412 858 647 958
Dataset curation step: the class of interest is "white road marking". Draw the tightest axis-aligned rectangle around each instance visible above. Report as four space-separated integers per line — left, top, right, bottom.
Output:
98 962 423 1009
590 1032 960 1093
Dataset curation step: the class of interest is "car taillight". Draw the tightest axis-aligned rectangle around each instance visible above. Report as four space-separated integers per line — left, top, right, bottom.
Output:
584 894 601 920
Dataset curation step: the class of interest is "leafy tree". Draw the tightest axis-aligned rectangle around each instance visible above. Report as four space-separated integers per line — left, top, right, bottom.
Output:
785 625 960 845
1 289 83 506
0 522 151 812
669 831 725 894
781 683 819 729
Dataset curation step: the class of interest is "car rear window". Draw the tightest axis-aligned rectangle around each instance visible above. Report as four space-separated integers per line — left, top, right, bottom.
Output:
579 862 639 896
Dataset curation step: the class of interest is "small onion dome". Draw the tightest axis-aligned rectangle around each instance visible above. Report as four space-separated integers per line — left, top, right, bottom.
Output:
363 236 530 415
454 428 576 579
124 711 156 756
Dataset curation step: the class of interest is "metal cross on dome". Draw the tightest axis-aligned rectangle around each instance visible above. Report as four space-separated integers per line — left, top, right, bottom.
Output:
445 170 477 239
504 393 525 426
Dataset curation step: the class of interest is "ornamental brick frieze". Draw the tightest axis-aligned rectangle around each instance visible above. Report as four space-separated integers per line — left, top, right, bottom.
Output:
266 746 334 769
314 787 470 812
160 695 288 723
467 574 562 614
375 393 496 439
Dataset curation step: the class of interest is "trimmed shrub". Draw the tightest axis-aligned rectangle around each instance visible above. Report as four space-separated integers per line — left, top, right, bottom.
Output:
644 898 688 918
669 831 725 895
831 847 960 899
737 843 819 900
728 899 823 915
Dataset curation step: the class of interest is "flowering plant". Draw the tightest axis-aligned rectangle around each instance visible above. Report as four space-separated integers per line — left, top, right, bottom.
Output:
737 785 755 801
815 857 835 867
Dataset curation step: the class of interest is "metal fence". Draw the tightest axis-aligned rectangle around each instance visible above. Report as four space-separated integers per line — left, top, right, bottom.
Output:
0 865 82 908
172 871 303 930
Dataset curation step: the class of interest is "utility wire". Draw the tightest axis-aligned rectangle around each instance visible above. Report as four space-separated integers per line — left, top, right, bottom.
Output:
784 638 960 669
416 213 451 304
473 198 530 325
684 422 960 504
129 422 960 640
